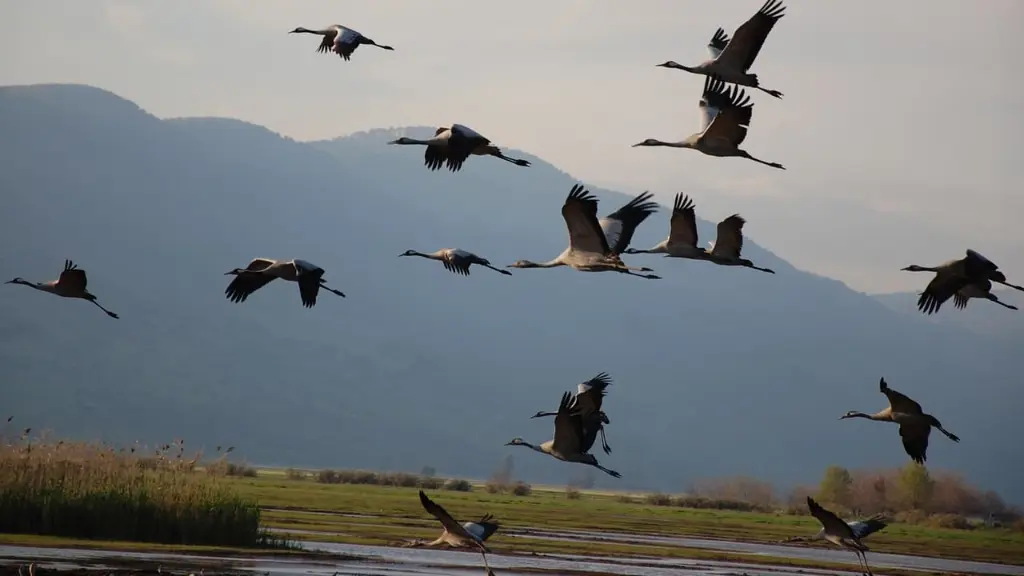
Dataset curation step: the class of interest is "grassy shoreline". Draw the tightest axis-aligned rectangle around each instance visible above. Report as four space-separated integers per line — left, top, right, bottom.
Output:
2 460 1022 574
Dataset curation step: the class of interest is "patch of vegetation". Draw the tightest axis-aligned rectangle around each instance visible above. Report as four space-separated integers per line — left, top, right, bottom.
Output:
313 468 466 490
0 437 274 548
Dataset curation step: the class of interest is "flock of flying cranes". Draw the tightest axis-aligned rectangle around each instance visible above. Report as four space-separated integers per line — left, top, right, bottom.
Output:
4 2 1022 576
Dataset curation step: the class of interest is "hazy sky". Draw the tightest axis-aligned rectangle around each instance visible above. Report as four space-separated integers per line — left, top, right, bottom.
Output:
2 1 1020 293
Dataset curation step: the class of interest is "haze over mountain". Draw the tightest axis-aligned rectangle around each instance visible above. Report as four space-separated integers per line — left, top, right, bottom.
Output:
2 84 1021 502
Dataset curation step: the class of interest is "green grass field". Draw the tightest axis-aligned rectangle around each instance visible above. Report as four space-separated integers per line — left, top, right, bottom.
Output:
229 474 1024 567
3 463 1022 574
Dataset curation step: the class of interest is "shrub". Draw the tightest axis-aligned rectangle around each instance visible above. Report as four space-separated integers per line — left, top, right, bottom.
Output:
443 478 472 492
511 481 532 496
285 467 307 481
616 494 636 504
645 493 672 506
565 487 581 500
0 438 265 547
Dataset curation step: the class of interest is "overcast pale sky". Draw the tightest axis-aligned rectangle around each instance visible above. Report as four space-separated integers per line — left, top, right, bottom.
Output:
2 0 1020 293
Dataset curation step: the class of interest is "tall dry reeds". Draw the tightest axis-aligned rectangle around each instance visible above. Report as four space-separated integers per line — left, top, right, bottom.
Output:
0 435 267 546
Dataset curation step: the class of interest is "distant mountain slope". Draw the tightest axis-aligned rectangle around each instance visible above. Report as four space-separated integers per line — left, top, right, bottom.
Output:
1 83 1021 501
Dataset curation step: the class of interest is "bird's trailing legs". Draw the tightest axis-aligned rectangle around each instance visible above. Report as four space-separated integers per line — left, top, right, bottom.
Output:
491 151 531 167
994 279 1024 292
482 264 513 276
89 299 120 319
319 280 347 298
740 151 785 170
756 86 783 99
986 295 1018 310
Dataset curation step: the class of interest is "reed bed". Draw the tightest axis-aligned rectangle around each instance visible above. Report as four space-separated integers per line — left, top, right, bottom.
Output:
0 435 269 547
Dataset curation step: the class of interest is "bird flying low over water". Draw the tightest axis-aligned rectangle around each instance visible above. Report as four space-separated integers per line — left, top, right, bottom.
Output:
387 124 530 172
507 184 660 279
656 0 786 99
289 25 394 61
840 378 959 464
224 258 346 308
632 76 784 170
415 490 496 575
399 248 511 277
781 513 887 545
5 260 119 318
805 497 875 575
902 249 1023 315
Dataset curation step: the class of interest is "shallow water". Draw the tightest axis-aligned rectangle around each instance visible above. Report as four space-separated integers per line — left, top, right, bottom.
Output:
0 542 869 576
504 527 1024 575
267 524 1024 576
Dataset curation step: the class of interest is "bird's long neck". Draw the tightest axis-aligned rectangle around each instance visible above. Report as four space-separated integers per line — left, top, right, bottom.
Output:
408 251 437 260
395 138 432 146
626 245 666 254
652 140 693 148
9 279 47 292
513 441 545 454
295 27 329 35
849 412 885 421
907 265 940 273
665 62 697 73
533 411 557 418
537 259 566 268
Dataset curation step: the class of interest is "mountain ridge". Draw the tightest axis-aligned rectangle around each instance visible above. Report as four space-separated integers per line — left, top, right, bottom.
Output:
1 83 1020 502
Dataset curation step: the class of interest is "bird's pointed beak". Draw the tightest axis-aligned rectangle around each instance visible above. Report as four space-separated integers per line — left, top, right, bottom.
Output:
386 139 400 145
631 142 643 147
3 280 13 284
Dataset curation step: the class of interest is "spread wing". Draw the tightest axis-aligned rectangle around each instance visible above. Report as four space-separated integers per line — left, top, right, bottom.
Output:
699 77 753 147
575 372 612 413
442 250 474 276
562 184 611 255
424 127 451 171
707 27 731 60
952 290 970 310
57 260 88 292
716 0 786 73
899 421 932 464
879 378 923 414
710 215 746 259
296 274 323 308
463 515 500 542
917 267 971 315
446 124 490 172
315 27 341 56
598 191 658 254
806 497 856 539
418 491 479 544
667 194 699 248
849 516 887 539
333 27 363 60
552 391 584 455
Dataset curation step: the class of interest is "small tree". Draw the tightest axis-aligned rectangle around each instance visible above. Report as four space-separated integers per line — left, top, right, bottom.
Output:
818 465 854 509
898 463 934 510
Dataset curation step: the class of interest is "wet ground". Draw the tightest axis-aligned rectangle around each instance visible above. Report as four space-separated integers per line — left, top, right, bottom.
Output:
1 530 1021 576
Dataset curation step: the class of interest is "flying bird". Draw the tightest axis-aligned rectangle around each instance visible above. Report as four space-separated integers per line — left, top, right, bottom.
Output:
506 390 621 478
805 497 875 575
781 513 887 545
224 258 346 308
416 490 496 575
399 248 511 277
531 372 614 454
656 0 785 99
404 511 500 549
632 76 784 170
626 194 774 273
903 249 1023 315
840 378 960 464
289 25 393 61
5 260 119 318
387 124 530 172
508 184 660 279
953 279 1018 311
